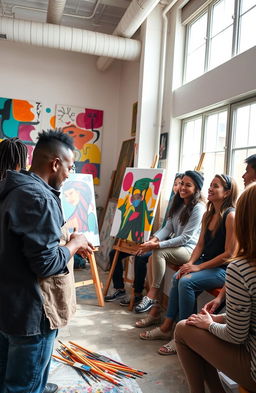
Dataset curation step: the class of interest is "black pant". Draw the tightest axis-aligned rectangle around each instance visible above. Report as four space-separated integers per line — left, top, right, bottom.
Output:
109 250 151 293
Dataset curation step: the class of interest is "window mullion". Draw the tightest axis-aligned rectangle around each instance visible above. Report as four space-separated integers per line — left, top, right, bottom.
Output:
232 0 240 56
204 4 212 73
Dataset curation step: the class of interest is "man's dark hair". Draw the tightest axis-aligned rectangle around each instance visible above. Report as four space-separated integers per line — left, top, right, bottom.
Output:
36 129 74 152
0 137 28 180
245 154 256 171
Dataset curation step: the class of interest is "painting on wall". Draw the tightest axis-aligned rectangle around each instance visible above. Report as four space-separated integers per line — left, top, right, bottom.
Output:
95 199 117 271
159 132 168 160
111 138 135 200
56 105 103 185
41 105 56 131
110 168 164 243
0 97 42 165
61 174 100 246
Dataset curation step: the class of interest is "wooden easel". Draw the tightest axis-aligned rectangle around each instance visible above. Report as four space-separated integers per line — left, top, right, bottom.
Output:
195 152 205 171
103 154 159 310
75 249 104 307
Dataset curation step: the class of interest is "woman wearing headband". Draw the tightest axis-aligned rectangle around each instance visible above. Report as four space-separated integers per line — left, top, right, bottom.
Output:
138 174 238 356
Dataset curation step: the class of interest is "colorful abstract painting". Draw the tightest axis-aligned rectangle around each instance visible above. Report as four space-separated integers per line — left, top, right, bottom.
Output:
61 174 100 246
110 168 164 243
95 199 116 271
56 105 103 185
0 97 42 164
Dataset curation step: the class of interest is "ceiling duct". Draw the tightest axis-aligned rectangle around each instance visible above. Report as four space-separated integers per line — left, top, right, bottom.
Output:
47 0 67 24
97 0 161 71
0 16 141 60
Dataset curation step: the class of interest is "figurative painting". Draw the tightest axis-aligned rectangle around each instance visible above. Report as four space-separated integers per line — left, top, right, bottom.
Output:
110 168 164 243
95 199 117 271
159 132 168 160
131 101 138 137
0 97 42 165
56 105 103 185
111 138 135 199
61 174 100 246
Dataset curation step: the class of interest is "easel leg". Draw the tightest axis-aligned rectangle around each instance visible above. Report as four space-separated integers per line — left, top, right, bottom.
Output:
103 250 120 297
88 253 104 307
128 288 135 311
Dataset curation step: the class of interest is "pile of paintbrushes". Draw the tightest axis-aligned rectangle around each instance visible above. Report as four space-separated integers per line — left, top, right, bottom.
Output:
52 340 147 387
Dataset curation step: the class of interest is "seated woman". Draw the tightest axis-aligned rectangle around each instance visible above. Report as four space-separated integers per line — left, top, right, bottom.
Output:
138 174 238 356
104 173 184 305
135 170 206 315
175 182 256 393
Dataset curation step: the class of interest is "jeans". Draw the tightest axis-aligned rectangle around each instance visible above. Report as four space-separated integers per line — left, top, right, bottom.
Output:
109 250 151 293
167 259 226 321
0 317 58 393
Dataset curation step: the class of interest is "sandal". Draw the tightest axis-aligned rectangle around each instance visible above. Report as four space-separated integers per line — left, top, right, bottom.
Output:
135 314 161 328
158 339 177 355
139 326 172 340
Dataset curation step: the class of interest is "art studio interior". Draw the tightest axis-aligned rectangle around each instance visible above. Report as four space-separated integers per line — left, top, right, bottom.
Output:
0 0 256 392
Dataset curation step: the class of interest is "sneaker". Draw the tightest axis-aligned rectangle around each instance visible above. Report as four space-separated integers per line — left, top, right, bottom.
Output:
104 289 126 302
119 295 143 307
135 296 158 313
43 383 58 393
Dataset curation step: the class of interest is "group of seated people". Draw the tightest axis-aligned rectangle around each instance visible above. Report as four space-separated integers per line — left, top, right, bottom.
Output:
105 155 256 393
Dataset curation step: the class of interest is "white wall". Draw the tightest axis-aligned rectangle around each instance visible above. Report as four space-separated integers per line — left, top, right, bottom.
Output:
0 40 125 207
116 59 140 152
173 46 256 118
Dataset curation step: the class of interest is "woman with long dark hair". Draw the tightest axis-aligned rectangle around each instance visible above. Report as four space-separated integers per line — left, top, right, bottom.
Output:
135 170 205 316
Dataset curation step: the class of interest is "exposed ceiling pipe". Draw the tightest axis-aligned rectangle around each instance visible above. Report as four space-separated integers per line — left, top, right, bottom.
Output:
11 4 104 21
47 0 66 24
96 0 161 71
0 16 141 60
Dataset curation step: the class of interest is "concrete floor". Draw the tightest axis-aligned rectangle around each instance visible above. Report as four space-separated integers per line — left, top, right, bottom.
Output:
55 268 190 393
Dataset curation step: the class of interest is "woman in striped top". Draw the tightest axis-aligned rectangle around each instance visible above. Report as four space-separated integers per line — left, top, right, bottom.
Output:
175 182 256 393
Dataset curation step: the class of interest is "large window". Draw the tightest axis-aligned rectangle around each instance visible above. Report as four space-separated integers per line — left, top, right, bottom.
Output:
180 109 227 191
180 97 256 192
184 0 256 83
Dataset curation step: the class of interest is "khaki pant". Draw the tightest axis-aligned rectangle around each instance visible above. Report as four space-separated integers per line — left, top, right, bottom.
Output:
152 246 191 288
175 320 256 393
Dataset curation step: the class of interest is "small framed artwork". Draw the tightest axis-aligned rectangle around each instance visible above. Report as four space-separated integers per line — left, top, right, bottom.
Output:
159 132 168 160
131 102 138 137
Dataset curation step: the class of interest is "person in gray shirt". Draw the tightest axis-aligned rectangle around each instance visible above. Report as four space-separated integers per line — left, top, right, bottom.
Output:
135 170 205 315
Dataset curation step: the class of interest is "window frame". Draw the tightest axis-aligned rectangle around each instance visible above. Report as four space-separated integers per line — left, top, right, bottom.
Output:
179 96 256 190
183 0 255 84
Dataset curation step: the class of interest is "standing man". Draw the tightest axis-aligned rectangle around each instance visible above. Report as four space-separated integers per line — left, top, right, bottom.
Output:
0 130 93 393
203 153 256 313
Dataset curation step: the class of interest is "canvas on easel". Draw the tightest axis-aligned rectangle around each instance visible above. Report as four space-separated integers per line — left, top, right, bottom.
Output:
61 174 99 246
110 168 164 244
61 174 104 306
111 138 135 199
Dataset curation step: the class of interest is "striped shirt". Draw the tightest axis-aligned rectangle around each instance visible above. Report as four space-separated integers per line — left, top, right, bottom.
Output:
209 259 256 382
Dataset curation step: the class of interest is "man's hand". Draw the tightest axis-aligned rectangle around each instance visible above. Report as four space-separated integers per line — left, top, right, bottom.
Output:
68 229 94 257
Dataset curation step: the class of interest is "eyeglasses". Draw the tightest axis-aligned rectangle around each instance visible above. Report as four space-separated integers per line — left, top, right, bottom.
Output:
70 163 76 173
